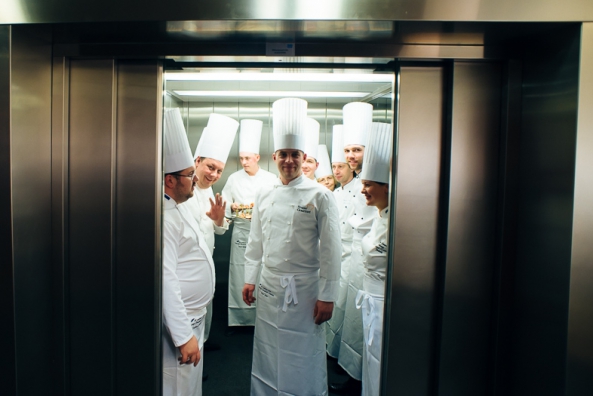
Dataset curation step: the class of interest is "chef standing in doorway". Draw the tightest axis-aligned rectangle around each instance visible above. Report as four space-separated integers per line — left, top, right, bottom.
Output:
221 119 276 329
242 97 342 396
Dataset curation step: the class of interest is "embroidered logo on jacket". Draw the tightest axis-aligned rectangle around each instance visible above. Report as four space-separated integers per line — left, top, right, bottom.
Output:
297 203 315 214
376 242 388 254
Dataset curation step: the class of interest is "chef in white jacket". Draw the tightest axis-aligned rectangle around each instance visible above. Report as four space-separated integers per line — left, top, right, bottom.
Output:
325 125 357 358
242 98 342 396
183 113 239 343
221 119 277 327
356 122 391 396
301 117 320 180
333 102 377 394
162 108 215 396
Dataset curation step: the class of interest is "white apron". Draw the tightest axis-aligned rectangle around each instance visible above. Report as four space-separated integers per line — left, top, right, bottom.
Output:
356 276 385 396
163 308 206 396
251 266 328 396
228 218 257 326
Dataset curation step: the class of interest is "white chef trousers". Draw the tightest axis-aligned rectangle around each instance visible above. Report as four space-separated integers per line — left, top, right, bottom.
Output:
163 308 206 396
228 218 256 326
251 266 328 396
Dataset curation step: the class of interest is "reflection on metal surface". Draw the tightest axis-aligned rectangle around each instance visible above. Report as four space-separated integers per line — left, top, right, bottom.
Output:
2 0 593 24
386 65 444 395
10 24 54 395
567 22 593 394
173 90 369 98
439 61 501 394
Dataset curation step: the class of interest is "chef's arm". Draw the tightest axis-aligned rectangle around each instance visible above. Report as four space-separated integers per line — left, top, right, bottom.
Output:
313 300 334 325
318 193 342 301
162 221 194 348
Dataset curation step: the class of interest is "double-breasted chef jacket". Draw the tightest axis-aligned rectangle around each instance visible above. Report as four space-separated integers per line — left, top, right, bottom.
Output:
244 174 342 396
221 167 277 326
162 194 215 396
182 184 229 341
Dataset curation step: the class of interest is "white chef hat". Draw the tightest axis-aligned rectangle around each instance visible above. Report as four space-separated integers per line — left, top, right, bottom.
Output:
359 122 392 184
272 98 308 152
194 113 239 164
331 124 347 163
315 144 332 178
163 108 194 174
239 119 263 154
343 101 373 147
304 117 320 160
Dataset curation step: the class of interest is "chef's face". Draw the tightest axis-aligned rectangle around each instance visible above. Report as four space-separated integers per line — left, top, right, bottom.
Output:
239 152 260 175
301 157 318 179
332 162 352 185
273 149 304 182
166 165 197 203
195 157 225 189
317 175 336 191
361 180 389 210
344 145 365 172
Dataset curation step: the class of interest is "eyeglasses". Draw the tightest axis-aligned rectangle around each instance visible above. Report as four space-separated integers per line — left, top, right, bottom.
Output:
171 172 195 180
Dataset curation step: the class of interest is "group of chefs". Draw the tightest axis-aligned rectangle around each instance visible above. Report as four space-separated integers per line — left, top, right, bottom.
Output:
162 97 391 396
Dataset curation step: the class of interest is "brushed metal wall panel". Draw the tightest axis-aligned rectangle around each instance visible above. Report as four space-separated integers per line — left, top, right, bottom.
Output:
0 25 16 396
438 62 501 395
512 26 580 395
114 60 162 395
385 66 444 395
566 22 593 394
2 0 593 24
68 59 115 394
10 24 54 395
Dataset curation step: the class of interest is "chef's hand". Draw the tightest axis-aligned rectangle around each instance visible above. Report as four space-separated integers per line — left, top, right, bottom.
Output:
242 283 256 306
231 202 239 211
207 193 227 227
178 335 200 367
313 300 334 325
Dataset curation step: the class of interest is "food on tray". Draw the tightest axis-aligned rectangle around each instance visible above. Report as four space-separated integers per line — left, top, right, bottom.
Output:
232 203 255 219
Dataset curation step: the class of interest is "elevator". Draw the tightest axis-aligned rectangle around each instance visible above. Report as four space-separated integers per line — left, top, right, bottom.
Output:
3 5 593 396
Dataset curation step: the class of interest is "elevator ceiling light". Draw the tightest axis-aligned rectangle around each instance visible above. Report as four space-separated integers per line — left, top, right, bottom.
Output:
173 90 369 98
166 72 393 83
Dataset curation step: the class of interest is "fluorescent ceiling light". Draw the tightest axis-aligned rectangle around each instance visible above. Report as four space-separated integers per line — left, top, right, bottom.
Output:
174 91 368 98
166 72 392 83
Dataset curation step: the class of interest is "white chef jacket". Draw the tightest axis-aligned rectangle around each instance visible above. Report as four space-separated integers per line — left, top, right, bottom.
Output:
221 167 277 218
162 194 215 347
244 174 342 302
183 185 229 253
334 176 360 246
361 206 389 288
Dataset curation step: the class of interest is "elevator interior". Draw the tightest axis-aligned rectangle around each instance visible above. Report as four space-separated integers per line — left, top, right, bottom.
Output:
3 18 593 396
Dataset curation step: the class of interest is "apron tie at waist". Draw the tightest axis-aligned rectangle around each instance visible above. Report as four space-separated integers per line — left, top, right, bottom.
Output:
280 275 299 312
356 290 376 346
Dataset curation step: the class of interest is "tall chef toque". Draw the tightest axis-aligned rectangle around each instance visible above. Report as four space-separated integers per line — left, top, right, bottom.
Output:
359 122 392 184
343 102 373 147
331 124 347 163
304 117 320 160
194 113 240 164
163 108 194 174
315 144 333 178
272 98 308 152
239 119 263 154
